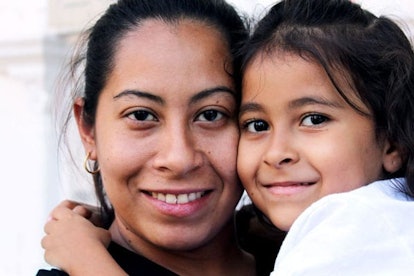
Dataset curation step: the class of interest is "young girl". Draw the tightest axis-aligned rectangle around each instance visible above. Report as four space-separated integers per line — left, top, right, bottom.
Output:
41 0 414 274
238 0 414 273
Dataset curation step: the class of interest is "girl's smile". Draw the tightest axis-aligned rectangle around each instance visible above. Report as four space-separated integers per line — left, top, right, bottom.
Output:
238 53 394 231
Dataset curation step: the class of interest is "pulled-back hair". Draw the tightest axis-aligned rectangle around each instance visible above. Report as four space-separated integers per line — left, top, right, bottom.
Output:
241 0 414 198
59 0 248 226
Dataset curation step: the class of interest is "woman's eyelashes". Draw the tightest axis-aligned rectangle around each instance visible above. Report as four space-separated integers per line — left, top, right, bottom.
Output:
196 109 225 122
123 107 231 130
195 108 235 129
127 109 158 122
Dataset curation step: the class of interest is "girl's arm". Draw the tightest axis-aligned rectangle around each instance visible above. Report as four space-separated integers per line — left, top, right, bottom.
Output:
42 200 127 276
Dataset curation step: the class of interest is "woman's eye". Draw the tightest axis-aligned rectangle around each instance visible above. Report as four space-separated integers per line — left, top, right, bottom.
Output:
244 120 269 133
301 114 329 126
197 110 224 122
127 110 157 121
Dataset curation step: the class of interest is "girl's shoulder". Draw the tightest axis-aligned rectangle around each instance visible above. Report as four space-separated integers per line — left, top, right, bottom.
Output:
292 178 414 236
273 178 414 274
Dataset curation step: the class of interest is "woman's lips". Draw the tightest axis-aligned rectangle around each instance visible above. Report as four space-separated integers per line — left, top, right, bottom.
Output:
150 191 207 204
142 190 213 217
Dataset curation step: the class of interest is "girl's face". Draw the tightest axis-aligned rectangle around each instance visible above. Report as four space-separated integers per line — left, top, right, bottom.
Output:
238 53 401 231
77 19 242 253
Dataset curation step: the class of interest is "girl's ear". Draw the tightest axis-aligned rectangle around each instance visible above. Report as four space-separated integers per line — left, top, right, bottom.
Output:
74 98 97 160
382 140 403 174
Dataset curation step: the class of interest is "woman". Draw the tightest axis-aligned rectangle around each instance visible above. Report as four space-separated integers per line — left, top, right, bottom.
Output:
37 0 258 275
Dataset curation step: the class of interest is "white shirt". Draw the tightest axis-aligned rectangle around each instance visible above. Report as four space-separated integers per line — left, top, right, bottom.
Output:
271 179 414 276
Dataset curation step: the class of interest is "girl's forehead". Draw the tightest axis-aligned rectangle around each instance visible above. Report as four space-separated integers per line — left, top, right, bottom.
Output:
243 51 370 114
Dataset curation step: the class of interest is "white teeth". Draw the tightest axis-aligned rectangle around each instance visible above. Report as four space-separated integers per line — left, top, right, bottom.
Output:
151 191 205 204
166 194 177 204
188 192 196 201
157 193 165 201
177 194 188 204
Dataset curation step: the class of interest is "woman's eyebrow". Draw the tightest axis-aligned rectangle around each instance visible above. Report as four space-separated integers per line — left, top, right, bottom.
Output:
113 86 234 105
113 90 164 105
190 86 235 104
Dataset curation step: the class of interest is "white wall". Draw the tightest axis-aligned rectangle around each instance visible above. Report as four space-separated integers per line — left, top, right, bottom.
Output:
0 1 413 275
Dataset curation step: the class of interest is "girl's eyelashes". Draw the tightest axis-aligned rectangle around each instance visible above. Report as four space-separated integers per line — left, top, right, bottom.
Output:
239 112 330 133
300 113 330 127
241 119 269 133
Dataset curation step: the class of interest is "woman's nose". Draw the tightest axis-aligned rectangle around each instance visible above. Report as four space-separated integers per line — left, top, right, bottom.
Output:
152 125 203 177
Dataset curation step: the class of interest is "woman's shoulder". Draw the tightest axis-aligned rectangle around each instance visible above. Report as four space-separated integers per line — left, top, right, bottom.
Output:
36 268 68 276
36 242 179 276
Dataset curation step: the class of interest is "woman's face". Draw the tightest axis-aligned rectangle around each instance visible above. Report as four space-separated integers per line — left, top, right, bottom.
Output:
238 53 401 231
77 19 242 252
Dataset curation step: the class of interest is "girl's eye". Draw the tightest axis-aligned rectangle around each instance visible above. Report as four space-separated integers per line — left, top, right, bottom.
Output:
301 114 329 126
243 120 269 133
197 110 224 122
127 110 157 121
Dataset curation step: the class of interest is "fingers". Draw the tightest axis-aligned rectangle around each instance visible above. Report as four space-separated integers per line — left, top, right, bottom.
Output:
41 201 112 271
73 205 93 219
43 218 54 235
48 200 97 221
58 199 83 210
98 227 112 247
41 229 53 250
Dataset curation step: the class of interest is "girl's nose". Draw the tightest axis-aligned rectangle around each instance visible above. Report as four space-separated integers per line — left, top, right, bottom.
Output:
263 130 299 169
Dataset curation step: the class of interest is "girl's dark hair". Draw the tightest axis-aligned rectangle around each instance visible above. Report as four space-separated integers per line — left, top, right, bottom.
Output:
240 0 414 198
60 0 248 226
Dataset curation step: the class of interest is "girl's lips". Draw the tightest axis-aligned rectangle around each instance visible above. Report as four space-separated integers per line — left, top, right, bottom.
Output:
263 181 316 196
263 181 316 187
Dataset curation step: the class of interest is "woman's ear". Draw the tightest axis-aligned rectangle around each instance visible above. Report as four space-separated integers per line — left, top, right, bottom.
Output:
382 140 403 174
74 98 97 160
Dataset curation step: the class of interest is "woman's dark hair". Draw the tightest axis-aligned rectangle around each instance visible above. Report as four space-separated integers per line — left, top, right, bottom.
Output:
240 0 414 199
59 0 248 227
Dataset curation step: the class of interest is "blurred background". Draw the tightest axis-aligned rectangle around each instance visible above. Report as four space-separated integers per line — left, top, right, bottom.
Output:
1 0 413 275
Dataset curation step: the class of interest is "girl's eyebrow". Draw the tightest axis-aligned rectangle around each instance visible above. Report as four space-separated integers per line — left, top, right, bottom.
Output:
113 86 235 105
288 96 343 109
239 96 343 117
239 102 263 117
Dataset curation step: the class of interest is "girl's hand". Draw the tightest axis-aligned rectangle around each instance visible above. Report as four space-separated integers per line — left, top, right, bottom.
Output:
41 200 111 274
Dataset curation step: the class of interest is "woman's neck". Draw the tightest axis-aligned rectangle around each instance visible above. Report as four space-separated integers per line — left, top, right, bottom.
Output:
109 217 256 276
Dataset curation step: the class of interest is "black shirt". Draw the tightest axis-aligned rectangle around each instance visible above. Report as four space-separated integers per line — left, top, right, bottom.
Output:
36 242 178 276
36 204 285 276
